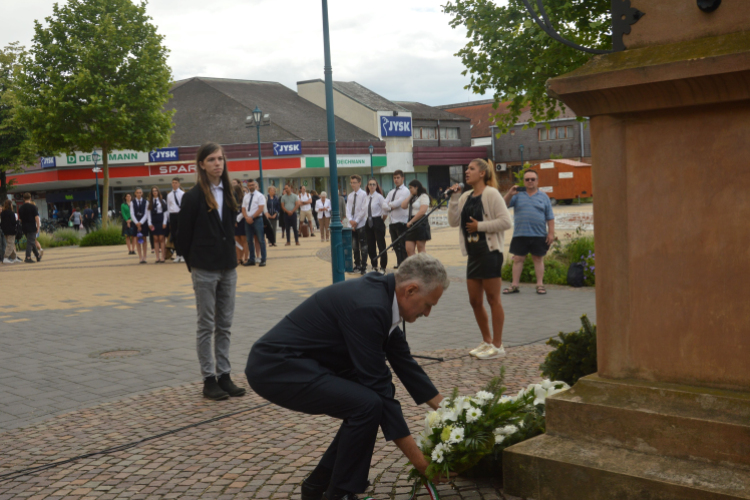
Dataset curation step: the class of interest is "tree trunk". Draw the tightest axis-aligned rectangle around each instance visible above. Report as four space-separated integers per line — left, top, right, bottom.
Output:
0 170 7 200
102 146 110 228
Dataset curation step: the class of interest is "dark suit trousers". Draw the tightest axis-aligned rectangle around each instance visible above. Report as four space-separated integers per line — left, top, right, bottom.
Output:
365 218 387 269
389 223 408 266
169 213 180 256
250 374 382 494
352 227 368 268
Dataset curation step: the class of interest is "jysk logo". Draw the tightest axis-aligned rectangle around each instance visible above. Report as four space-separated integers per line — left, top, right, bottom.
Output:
380 116 412 137
41 157 56 169
149 148 179 162
273 141 301 156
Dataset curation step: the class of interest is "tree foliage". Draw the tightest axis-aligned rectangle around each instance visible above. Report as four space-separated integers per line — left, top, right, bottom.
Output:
0 43 37 199
443 0 610 133
18 0 174 225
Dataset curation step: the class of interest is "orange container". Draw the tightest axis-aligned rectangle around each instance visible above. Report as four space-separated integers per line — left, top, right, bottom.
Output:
531 159 593 205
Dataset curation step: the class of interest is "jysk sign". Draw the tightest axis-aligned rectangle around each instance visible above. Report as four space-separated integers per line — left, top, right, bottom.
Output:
273 141 301 156
41 157 56 169
149 148 179 162
149 163 196 176
380 116 412 137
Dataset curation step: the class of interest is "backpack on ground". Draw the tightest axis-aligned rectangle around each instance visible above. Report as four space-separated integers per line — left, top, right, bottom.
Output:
567 262 585 288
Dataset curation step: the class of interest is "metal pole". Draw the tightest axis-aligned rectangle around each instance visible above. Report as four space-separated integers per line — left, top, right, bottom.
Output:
95 170 99 207
256 124 264 193
322 0 344 283
370 150 373 179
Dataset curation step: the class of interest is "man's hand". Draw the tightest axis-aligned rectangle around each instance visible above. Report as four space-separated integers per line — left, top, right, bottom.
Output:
546 232 555 246
350 220 357 229
245 216 254 224
507 186 518 196
465 216 479 234
426 394 443 410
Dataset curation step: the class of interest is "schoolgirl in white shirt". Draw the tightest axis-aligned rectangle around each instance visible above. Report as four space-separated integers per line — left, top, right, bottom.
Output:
364 179 387 272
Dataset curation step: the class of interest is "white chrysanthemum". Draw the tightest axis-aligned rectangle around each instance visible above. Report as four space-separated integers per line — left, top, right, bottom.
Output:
448 427 465 444
425 411 442 430
453 396 472 411
465 407 483 423
474 391 494 404
431 443 449 463
440 408 459 423
493 433 506 445
499 424 519 435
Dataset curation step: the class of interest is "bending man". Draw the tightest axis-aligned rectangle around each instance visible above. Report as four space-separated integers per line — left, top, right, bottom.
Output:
246 254 448 500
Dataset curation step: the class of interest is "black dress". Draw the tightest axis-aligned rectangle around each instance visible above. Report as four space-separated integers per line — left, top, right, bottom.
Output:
462 193 503 280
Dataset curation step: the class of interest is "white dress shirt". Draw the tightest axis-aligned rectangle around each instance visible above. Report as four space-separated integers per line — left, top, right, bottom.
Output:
346 188 367 229
167 189 184 214
316 198 331 219
242 190 266 220
299 193 313 212
146 198 167 227
390 293 402 335
383 184 410 224
211 183 224 221
129 198 149 225
366 192 386 219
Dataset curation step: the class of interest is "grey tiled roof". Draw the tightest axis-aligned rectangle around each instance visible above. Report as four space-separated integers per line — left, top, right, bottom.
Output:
298 79 409 113
166 77 379 147
393 101 470 121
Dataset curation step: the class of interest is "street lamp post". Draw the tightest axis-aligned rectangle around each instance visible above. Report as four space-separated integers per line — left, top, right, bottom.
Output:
92 150 102 210
519 144 525 167
321 0 345 283
369 144 374 180
245 107 270 193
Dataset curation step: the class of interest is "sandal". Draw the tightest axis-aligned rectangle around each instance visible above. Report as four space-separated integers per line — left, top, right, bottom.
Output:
503 286 520 294
536 285 547 295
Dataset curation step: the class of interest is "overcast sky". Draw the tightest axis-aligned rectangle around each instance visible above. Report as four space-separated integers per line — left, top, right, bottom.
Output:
1 0 495 106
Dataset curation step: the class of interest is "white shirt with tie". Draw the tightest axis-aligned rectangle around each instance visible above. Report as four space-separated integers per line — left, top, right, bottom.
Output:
210 183 224 221
167 189 184 214
242 190 266 220
346 188 367 229
383 184 410 224
366 192 386 224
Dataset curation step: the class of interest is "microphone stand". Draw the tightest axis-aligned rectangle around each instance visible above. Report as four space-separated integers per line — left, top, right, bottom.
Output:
382 190 459 363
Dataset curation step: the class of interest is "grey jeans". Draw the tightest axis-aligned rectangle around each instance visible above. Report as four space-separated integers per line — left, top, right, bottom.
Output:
191 267 237 380
25 232 40 260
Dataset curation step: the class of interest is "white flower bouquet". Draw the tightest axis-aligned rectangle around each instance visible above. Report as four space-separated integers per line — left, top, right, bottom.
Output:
409 376 569 486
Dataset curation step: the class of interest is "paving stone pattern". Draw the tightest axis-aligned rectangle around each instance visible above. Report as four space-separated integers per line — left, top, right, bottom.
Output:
0 345 548 500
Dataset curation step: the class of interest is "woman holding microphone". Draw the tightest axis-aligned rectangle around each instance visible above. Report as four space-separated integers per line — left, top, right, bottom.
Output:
448 159 512 360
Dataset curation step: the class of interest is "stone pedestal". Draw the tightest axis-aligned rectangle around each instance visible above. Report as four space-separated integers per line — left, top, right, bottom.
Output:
503 2 750 498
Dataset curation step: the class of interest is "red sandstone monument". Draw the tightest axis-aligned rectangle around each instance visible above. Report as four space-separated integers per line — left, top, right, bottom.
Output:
504 1 750 498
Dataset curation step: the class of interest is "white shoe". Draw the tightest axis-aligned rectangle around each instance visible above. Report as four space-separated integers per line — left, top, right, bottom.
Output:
3 258 13 264
475 344 506 360
14 257 23 263
469 342 491 356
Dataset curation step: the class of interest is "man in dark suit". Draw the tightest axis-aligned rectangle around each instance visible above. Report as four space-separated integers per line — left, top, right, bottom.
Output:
246 254 450 500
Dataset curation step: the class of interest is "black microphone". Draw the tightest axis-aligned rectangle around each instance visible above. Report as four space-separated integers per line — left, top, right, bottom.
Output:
444 183 464 197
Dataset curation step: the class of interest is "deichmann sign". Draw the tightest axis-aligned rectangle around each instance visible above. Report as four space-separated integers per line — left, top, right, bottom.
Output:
273 141 301 156
149 163 196 176
48 150 150 167
305 155 387 168
149 148 179 162
380 116 412 137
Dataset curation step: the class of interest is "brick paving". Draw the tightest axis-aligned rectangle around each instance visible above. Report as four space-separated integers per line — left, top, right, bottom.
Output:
0 345 548 500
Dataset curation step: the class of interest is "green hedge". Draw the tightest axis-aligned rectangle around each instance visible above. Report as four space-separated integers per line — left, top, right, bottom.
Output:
540 314 597 386
79 226 126 247
501 255 568 285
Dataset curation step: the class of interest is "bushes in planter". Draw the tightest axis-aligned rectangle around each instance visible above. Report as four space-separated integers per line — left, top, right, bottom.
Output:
500 255 568 285
79 226 125 247
540 314 597 386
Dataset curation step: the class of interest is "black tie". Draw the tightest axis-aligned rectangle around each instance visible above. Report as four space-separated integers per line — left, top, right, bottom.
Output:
390 186 398 202
368 197 373 228
353 192 357 221
174 191 180 208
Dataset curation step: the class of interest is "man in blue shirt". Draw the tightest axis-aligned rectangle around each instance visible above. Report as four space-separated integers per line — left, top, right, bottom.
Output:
503 169 555 295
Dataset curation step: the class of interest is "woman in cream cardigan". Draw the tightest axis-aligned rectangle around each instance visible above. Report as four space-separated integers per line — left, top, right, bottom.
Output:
448 159 512 360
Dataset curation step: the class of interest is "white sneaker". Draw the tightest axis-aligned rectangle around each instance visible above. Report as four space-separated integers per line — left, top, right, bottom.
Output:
469 342 491 356
15 257 23 263
3 258 13 264
475 344 506 360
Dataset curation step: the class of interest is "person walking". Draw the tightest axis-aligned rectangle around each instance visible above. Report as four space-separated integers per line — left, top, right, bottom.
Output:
383 170 410 269
502 169 555 295
245 254 451 500
232 183 249 265
311 190 321 232
121 193 135 255
315 191 331 242
1 199 20 264
130 187 149 264
364 178 387 273
242 179 267 267
281 184 300 246
18 193 42 263
448 159 513 360
167 178 185 263
147 186 168 263
177 142 246 401
82 204 95 234
70 208 81 232
298 186 316 238
401 180 431 257
346 175 368 274
266 186 281 247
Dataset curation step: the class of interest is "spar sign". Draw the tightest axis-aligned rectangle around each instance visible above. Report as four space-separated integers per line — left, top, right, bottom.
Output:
149 163 196 176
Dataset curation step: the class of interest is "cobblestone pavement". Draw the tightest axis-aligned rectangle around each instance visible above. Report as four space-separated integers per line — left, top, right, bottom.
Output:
0 226 595 432
0 345 549 500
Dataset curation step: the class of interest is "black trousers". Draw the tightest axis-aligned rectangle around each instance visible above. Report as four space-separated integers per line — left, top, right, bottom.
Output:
169 213 180 256
352 227 368 269
389 222 408 266
365 218 387 269
249 374 381 494
285 213 299 243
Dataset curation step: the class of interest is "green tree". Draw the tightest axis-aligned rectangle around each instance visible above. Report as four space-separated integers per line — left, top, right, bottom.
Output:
18 0 174 226
0 42 37 200
443 0 610 133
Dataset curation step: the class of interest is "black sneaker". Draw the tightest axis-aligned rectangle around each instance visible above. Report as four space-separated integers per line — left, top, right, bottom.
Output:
217 373 246 397
259 261 266 267
203 377 229 401
24 258 34 263
301 478 328 500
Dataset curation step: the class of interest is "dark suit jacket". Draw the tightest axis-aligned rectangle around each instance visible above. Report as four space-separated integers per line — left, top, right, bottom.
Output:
176 184 237 272
246 273 438 441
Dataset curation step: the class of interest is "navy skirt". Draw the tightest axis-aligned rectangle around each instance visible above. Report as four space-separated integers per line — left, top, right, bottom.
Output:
151 212 167 236
235 221 246 237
